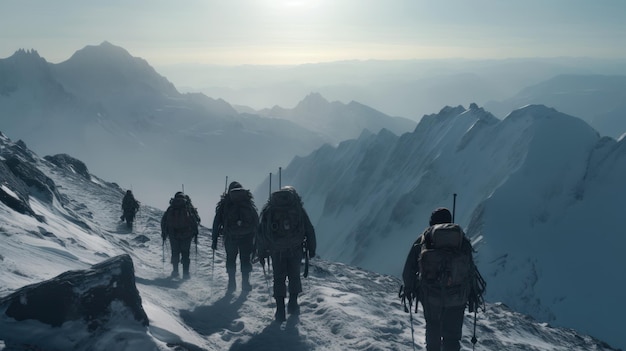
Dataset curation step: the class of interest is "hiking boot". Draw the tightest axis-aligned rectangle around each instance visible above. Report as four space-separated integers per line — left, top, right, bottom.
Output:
275 298 286 322
242 274 252 291
287 295 299 315
170 270 179 278
182 271 190 279
227 273 236 292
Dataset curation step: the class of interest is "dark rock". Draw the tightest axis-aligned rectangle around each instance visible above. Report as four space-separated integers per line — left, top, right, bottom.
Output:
44 153 91 180
0 254 148 330
5 155 59 205
133 234 150 244
0 160 39 219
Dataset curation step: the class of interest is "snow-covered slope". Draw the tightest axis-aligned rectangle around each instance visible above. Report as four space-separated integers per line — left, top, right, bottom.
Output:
262 103 626 349
0 131 619 350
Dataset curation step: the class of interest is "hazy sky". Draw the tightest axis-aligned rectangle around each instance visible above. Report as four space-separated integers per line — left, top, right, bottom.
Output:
1 0 625 65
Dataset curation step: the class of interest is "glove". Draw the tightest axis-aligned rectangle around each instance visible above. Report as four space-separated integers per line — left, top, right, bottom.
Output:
259 257 265 266
211 241 217 250
308 250 316 259
161 233 167 242
402 286 414 302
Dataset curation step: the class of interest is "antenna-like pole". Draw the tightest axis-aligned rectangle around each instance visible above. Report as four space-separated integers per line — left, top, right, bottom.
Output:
279 167 282 189
269 173 272 198
452 193 457 223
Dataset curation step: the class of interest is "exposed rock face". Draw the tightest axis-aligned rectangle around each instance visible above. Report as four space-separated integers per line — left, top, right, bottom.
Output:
0 133 62 220
44 153 91 180
0 254 148 330
5 155 59 205
0 161 34 216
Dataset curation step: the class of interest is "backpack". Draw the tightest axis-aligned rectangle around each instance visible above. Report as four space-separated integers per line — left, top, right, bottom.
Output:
223 188 257 238
418 223 473 307
268 189 303 240
122 195 139 213
166 197 195 238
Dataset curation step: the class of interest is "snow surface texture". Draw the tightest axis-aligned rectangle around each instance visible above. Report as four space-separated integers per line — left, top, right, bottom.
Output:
0 133 619 350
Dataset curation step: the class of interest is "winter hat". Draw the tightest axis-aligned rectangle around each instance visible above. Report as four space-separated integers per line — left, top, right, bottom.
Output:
228 181 242 192
429 207 452 226
174 191 185 198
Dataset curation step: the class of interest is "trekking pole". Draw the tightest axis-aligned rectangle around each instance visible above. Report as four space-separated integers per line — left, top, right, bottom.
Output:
303 241 310 278
408 299 416 351
162 239 165 273
399 286 417 351
262 259 272 299
472 309 478 350
269 173 272 199
211 248 215 286
278 167 282 188
452 193 457 222
302 242 310 292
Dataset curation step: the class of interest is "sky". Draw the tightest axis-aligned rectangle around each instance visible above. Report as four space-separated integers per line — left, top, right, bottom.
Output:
1 0 626 66
0 133 619 350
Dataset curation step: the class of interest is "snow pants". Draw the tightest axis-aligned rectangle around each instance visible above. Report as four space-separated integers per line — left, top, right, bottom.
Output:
169 236 193 272
422 303 465 351
224 234 254 275
271 245 303 298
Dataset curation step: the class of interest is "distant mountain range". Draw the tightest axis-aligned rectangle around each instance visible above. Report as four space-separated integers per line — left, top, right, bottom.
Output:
256 92 416 142
0 42 415 217
158 57 626 139
484 74 626 139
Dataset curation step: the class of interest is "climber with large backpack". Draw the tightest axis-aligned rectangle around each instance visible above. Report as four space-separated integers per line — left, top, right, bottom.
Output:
212 181 259 292
161 192 200 279
257 185 316 322
401 207 485 351
121 190 140 229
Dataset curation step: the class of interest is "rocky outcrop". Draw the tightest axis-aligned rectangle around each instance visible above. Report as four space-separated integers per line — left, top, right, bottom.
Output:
0 254 148 330
45 153 91 180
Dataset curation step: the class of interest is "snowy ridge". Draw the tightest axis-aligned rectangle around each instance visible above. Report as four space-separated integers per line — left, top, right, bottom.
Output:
263 104 626 349
0 131 619 350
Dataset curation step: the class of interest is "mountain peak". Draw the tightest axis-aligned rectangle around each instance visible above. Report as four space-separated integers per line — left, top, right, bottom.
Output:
65 41 135 64
297 92 330 109
10 48 42 60
6 49 47 68
513 104 558 116
53 42 179 101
